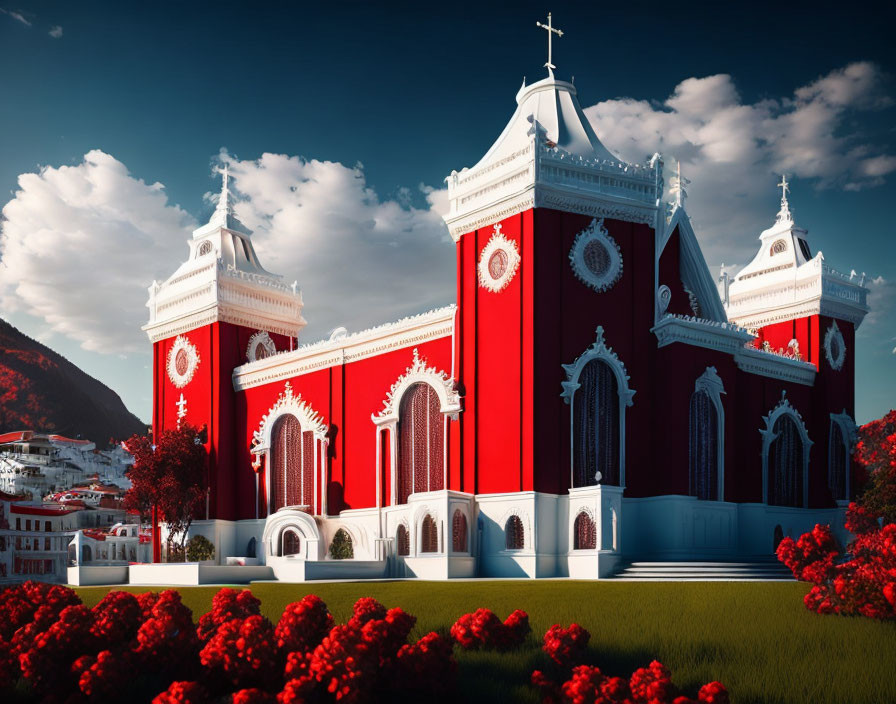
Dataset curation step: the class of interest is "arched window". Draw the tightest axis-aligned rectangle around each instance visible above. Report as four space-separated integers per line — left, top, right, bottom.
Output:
573 511 596 550
452 510 467 553
81 545 92 562
828 421 848 502
420 514 438 553
689 390 719 500
396 524 410 556
397 383 443 504
505 515 524 550
281 529 301 556
270 413 315 512
769 415 802 507
573 359 619 486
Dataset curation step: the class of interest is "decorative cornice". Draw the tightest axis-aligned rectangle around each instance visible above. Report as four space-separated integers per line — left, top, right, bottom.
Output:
477 224 521 293
233 306 456 392
651 314 753 355
735 346 816 386
373 348 461 424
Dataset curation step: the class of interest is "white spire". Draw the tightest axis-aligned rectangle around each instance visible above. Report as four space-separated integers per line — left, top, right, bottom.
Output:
536 12 563 72
670 160 690 209
216 164 233 216
776 174 792 223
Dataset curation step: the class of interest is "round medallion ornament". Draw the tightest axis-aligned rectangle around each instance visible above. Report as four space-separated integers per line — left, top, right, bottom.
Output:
569 218 622 292
166 335 200 388
198 240 213 257
770 239 787 256
824 321 846 371
478 223 521 293
246 330 277 363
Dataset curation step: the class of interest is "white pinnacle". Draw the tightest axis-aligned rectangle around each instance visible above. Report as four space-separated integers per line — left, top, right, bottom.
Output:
776 174 792 223
536 12 563 72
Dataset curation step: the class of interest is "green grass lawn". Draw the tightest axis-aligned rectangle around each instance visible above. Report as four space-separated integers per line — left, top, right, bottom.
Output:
73 581 896 704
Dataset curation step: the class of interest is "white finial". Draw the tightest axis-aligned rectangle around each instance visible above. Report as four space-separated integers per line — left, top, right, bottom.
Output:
216 163 232 215
776 174 792 223
670 160 690 208
536 12 563 72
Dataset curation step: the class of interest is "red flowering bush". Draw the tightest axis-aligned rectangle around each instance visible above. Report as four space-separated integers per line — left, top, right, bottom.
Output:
275 593 334 653
349 596 387 626
393 632 457 694
200 614 279 689
91 590 143 644
135 590 199 675
197 588 262 644
19 603 96 696
76 649 133 700
542 623 591 668
450 607 530 651
233 688 276 704
153 680 210 704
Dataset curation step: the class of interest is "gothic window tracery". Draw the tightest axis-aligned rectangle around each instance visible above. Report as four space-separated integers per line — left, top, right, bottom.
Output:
505 515 524 550
452 510 467 553
420 514 438 553
689 390 719 500
270 413 315 512
573 359 620 487
573 511 596 550
397 383 443 504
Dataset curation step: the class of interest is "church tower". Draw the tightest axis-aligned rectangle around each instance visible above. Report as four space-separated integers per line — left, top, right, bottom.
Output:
144 168 305 529
444 14 664 504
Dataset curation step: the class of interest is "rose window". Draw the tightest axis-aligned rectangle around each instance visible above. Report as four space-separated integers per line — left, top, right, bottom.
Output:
246 330 276 363
477 224 521 293
569 218 622 292
824 321 846 371
166 335 200 388
488 249 508 280
175 349 189 376
770 239 788 256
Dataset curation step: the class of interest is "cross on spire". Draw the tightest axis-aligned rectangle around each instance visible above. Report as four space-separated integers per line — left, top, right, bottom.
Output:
216 163 232 215
776 174 793 223
670 160 690 208
536 12 563 72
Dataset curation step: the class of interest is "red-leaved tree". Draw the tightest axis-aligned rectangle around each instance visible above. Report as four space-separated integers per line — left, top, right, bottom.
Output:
124 424 207 563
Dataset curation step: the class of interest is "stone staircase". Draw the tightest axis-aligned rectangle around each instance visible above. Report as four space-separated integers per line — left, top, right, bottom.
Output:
611 558 794 581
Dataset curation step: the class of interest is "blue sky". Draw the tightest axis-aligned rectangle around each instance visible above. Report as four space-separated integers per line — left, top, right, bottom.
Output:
0 1 894 425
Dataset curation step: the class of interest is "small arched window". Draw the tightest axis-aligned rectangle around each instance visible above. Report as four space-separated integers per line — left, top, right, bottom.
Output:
769 415 802 507
452 510 467 553
573 511 596 550
395 524 410 556
81 545 92 562
420 514 438 553
281 529 301 556
505 515 524 550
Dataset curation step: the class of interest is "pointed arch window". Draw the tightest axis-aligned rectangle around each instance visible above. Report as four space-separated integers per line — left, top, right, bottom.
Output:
828 413 855 503
395 524 410 556
573 511 596 550
420 514 438 553
452 510 467 553
689 368 725 501
562 326 635 489
505 515 524 550
270 414 316 512
397 383 443 504
761 395 812 508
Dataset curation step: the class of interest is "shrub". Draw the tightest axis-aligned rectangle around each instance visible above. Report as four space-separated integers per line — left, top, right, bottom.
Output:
187 534 216 562
329 528 354 560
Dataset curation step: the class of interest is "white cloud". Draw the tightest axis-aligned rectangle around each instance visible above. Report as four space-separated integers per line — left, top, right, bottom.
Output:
48 25 62 38
0 150 196 352
0 7 31 26
219 152 454 340
583 61 895 269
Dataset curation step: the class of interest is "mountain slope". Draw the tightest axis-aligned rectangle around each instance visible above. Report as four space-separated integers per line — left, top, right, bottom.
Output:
0 318 146 446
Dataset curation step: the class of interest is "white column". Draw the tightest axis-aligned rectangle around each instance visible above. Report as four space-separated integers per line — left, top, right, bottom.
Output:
389 422 398 504
320 439 329 517
312 438 319 514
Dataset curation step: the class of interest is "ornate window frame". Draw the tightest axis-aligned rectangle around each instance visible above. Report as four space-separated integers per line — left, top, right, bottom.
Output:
561 326 636 488
477 223 521 293
500 508 530 552
166 335 201 388
571 507 597 551
250 382 329 517
760 392 812 507
691 367 726 501
246 330 276 363
568 218 623 293
372 349 461 507
824 320 846 371
261 508 322 560
828 410 856 505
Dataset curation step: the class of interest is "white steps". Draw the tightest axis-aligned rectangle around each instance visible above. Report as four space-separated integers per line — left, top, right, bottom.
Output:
611 559 794 581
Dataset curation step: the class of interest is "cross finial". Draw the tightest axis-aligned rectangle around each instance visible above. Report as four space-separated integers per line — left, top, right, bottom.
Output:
176 393 188 427
670 160 690 209
776 174 792 223
216 163 232 214
536 12 563 72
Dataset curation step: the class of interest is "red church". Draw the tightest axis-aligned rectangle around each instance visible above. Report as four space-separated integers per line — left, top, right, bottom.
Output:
144 51 869 580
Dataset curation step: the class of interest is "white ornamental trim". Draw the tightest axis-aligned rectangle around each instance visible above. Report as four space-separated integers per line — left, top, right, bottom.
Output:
569 218 622 293
477 224 521 293
246 330 277 363
824 320 846 371
166 335 200 388
251 381 328 456
373 348 461 425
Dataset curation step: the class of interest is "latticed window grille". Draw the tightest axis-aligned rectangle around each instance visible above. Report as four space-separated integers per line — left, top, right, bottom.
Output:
420 514 438 553
689 390 719 500
505 515 524 550
452 510 467 552
769 416 802 507
270 414 316 512
573 360 620 487
396 524 410 556
281 529 301 556
573 511 596 550
828 422 847 501
397 383 443 504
